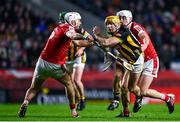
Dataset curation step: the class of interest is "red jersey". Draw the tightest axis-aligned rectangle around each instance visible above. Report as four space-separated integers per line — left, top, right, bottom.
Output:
40 23 76 65
130 22 158 61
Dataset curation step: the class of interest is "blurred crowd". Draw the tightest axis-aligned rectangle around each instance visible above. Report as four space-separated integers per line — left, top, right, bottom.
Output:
0 0 54 68
0 0 180 71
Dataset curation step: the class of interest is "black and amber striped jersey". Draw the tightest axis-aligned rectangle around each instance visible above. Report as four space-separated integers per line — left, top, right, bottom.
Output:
113 28 142 64
66 43 86 63
66 29 89 63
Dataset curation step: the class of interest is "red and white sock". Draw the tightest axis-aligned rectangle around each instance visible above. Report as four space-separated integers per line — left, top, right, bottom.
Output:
161 94 169 102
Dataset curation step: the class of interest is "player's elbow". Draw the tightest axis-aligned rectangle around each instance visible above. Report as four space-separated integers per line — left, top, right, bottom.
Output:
140 89 148 96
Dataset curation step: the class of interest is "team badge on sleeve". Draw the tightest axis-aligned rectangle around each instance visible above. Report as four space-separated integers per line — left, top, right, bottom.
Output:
66 26 76 38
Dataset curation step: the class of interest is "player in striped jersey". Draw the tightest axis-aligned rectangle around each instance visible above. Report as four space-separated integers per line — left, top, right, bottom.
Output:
66 29 90 111
116 10 174 114
93 16 144 117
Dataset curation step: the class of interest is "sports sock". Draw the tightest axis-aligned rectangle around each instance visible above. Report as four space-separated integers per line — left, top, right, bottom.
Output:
69 104 76 109
123 107 129 112
161 94 169 102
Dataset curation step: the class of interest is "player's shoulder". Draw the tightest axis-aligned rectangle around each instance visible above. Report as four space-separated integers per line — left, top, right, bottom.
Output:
56 23 74 32
131 22 145 32
57 23 70 28
132 22 143 27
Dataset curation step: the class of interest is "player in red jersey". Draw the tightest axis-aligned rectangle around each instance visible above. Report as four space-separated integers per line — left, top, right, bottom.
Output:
18 12 89 118
116 10 175 114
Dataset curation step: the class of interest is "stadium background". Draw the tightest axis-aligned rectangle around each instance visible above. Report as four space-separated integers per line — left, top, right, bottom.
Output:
0 0 180 106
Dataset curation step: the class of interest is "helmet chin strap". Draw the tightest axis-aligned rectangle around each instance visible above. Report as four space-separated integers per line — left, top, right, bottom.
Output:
127 20 132 26
69 20 76 28
124 20 132 28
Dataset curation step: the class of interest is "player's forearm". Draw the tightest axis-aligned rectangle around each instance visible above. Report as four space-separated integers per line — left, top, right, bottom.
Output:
141 36 149 52
71 33 84 40
94 35 110 47
141 39 148 51
139 32 150 52
73 40 93 47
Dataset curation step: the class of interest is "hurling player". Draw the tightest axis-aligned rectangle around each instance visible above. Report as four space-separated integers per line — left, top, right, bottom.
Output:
116 10 174 114
93 16 144 117
18 12 90 118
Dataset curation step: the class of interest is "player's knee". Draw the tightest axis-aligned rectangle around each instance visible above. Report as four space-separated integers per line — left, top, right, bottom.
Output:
121 89 128 94
122 83 128 89
74 79 81 84
64 81 72 88
140 89 147 96
121 86 128 94
114 75 120 83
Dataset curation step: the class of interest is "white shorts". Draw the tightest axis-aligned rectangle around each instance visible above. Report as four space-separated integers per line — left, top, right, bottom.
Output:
33 58 66 80
142 57 159 78
132 54 144 73
66 53 86 71
73 55 86 68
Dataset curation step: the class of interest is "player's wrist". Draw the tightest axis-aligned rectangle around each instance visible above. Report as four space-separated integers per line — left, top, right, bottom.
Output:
83 35 88 40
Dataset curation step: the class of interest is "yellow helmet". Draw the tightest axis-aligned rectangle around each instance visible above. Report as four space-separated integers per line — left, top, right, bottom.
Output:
104 16 120 25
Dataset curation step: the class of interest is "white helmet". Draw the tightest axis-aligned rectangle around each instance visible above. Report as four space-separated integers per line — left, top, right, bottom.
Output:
64 12 81 24
116 10 132 19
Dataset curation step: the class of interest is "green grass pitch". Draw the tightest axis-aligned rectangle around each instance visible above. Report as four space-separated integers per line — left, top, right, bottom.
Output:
0 101 179 121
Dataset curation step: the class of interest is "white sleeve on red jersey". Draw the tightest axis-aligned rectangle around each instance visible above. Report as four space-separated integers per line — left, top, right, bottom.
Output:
65 26 76 39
